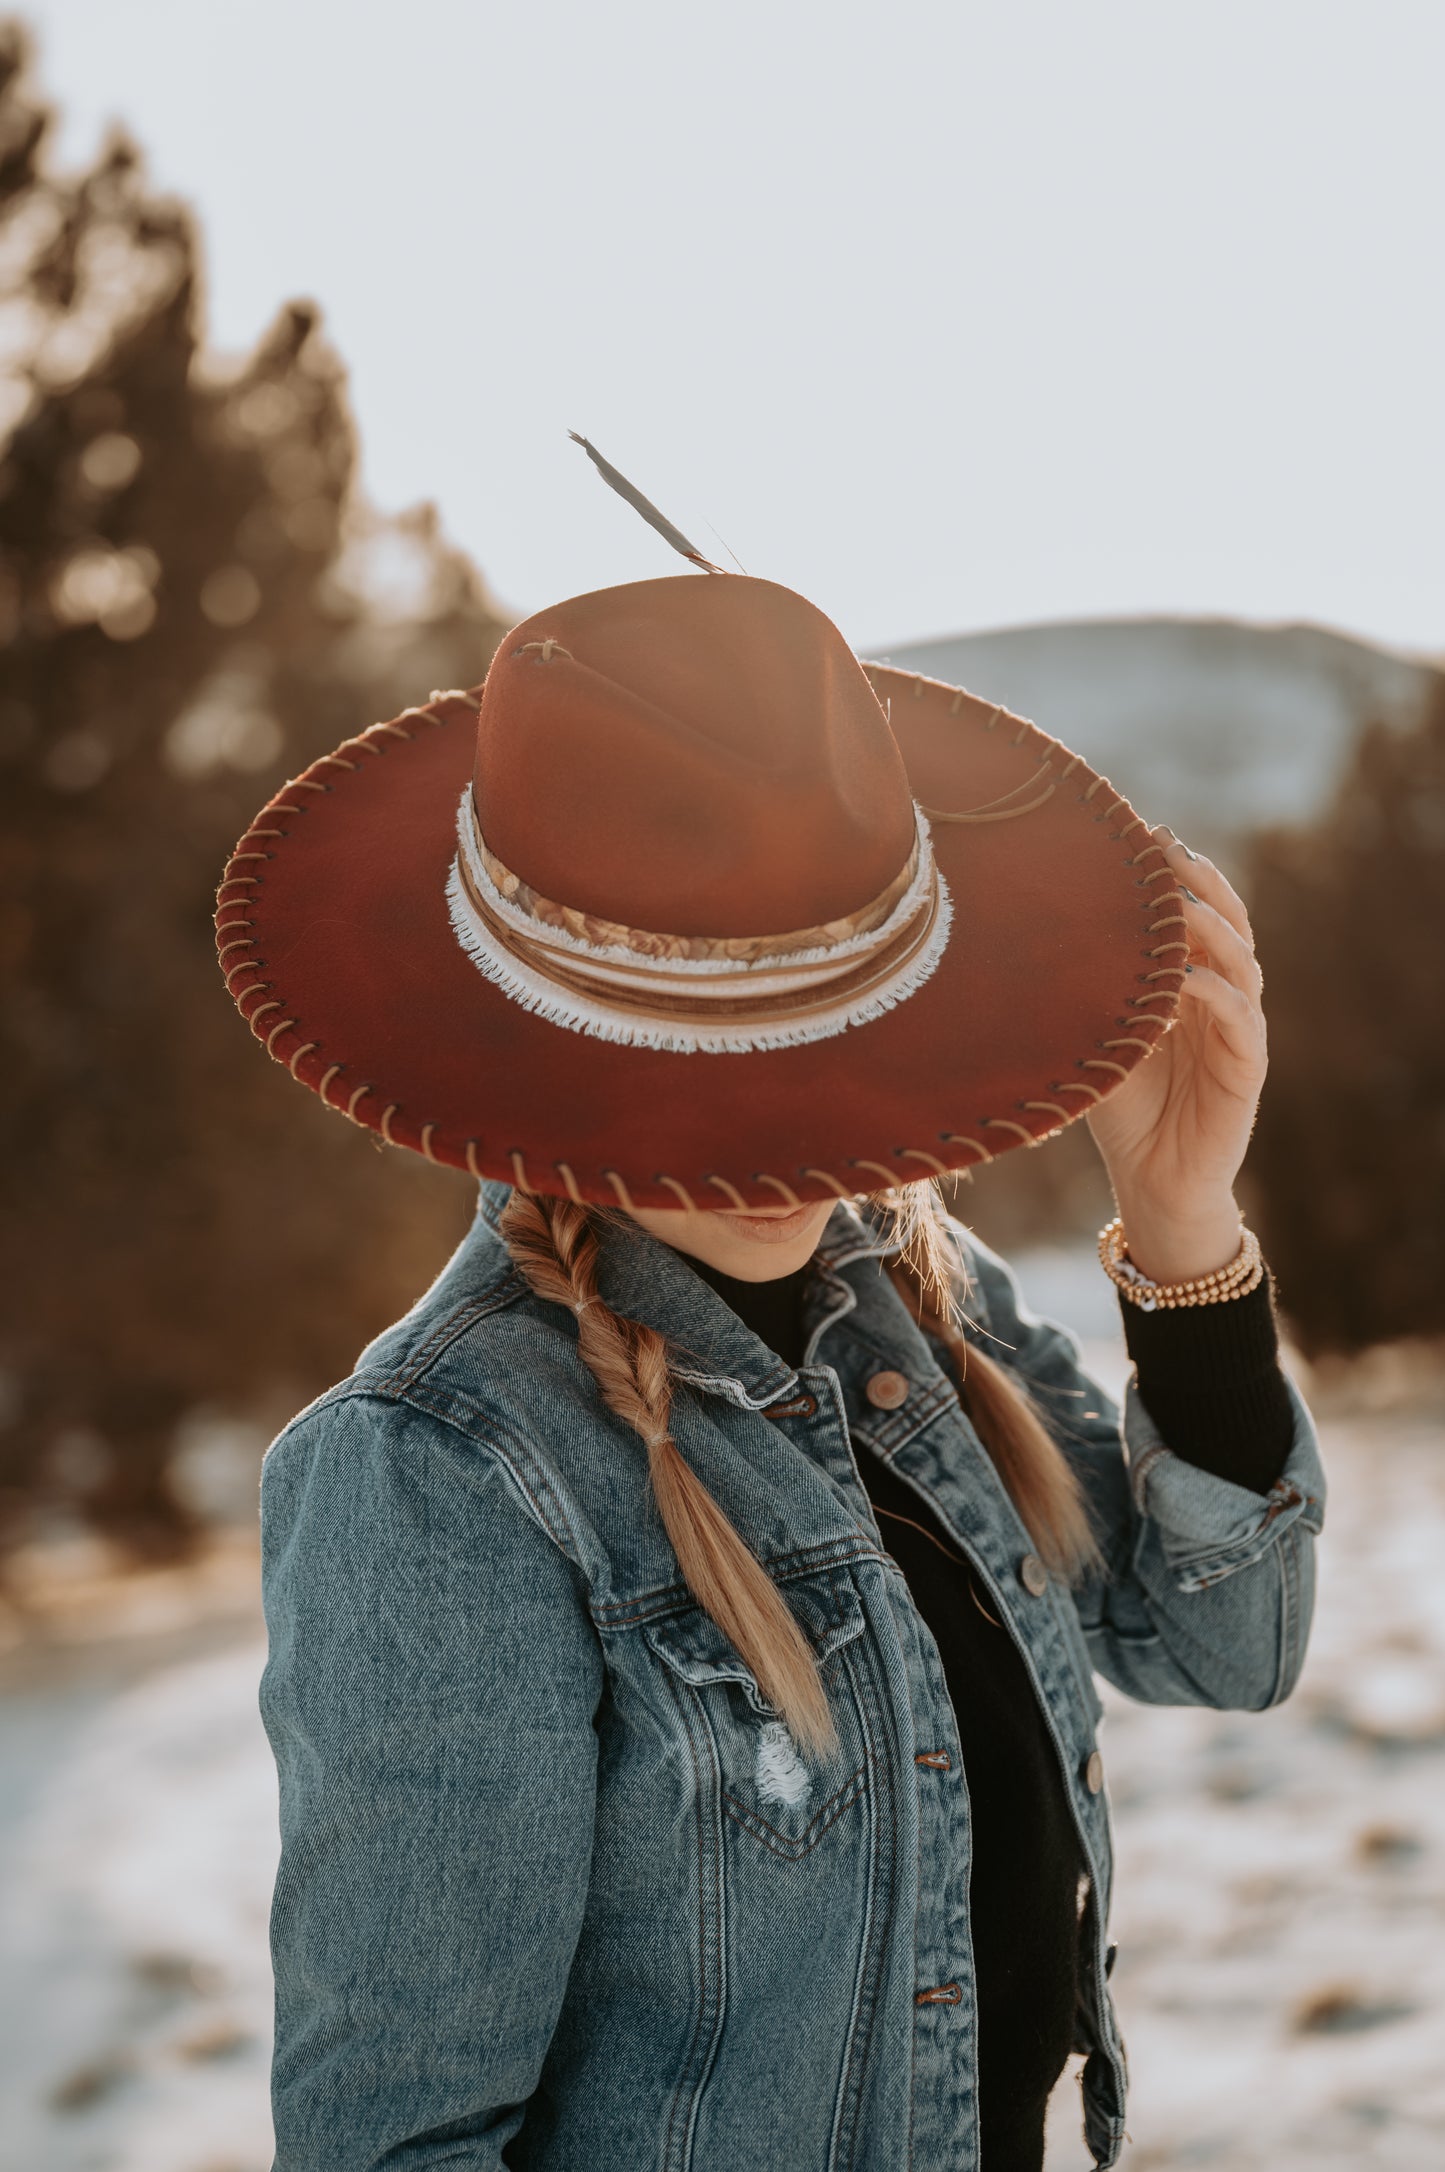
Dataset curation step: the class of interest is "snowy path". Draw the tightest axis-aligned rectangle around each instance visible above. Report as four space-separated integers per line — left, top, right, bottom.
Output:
2 1342 1442 2168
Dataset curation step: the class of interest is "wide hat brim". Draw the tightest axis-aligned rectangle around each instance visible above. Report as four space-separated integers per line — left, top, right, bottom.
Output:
216 660 1185 1211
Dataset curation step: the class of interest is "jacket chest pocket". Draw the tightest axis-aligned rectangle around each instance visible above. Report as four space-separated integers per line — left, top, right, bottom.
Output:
643 1567 872 1859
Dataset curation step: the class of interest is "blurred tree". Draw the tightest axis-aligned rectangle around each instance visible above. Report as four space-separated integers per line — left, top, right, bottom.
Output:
1244 682 1445 1355
0 23 506 1560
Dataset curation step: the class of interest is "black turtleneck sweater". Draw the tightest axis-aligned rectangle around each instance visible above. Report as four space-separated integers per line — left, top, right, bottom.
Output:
689 1250 1294 2171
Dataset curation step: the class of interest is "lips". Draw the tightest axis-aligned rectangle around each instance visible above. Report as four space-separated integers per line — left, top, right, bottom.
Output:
716 1204 823 1244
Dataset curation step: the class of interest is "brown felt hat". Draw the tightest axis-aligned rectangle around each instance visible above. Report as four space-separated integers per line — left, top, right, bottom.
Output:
215 568 1185 1211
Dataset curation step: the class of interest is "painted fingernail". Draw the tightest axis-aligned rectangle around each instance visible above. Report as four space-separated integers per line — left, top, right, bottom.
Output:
1180 885 1200 903
1184 963 1194 973
1180 844 1200 861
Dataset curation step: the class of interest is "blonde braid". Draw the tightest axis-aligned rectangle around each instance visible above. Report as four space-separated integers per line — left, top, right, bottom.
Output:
879 1182 1102 1582
499 1189 839 1758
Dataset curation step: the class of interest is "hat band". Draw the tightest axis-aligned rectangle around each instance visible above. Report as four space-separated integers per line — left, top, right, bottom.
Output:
468 817 922 964
445 789 953 1054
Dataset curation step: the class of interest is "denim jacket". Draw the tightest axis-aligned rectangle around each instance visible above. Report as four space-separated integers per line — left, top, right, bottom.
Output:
259 1181 1326 2171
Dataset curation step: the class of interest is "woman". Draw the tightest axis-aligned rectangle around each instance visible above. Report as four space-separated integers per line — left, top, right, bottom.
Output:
220 513 1325 2170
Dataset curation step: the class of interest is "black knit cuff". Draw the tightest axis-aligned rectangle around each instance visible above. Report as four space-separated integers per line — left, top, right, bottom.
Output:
1120 1268 1295 1496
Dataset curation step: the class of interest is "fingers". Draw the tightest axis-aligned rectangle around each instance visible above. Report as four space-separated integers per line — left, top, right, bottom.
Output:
1150 826 1253 947
1178 961 1267 1073
1178 888 1263 1002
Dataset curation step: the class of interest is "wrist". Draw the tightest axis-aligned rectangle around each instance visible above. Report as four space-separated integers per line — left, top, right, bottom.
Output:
1107 1191 1243 1286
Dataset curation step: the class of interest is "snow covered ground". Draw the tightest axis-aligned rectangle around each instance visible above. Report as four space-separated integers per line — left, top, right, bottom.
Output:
1047 1398 1445 2171
2 1268 1443 2170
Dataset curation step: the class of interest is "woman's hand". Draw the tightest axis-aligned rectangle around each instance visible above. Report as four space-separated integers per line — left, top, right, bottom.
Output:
1084 827 1268 1284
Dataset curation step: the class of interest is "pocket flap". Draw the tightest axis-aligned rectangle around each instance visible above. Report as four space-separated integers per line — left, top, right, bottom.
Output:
643 1567 867 1712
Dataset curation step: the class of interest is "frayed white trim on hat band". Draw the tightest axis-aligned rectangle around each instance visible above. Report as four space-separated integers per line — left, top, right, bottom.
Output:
445 790 953 1053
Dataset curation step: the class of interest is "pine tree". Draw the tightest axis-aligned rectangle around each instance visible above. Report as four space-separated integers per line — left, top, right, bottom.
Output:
0 23 506 1557
1246 683 1445 1354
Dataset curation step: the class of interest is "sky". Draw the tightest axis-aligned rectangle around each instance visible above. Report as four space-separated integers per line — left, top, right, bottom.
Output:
23 0 1445 657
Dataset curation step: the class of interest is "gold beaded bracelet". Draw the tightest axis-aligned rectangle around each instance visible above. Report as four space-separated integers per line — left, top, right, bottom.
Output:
1097 1215 1265 1310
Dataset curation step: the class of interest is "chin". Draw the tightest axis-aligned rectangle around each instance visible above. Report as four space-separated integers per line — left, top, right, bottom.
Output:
627 1197 836 1279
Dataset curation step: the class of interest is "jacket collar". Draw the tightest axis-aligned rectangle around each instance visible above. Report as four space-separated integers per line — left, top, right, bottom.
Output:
473 1179 900 1409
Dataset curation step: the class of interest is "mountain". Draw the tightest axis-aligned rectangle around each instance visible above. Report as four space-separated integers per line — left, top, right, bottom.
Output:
872 616 1442 861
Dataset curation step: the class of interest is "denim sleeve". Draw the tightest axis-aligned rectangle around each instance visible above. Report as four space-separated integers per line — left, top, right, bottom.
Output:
259 1391 604 2169
951 1224 1327 1713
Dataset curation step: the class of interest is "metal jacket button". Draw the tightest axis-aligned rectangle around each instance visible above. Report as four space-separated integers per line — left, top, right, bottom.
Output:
1083 1748 1105 1794
1018 1552 1049 1597
865 1369 910 1411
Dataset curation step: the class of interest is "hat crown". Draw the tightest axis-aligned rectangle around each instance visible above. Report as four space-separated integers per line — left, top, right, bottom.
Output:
472 575 917 938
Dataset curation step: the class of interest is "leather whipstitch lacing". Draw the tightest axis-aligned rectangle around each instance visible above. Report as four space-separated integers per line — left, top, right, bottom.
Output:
216 677 1185 1199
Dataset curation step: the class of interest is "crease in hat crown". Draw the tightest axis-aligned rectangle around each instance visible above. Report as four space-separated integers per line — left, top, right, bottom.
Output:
446 573 952 1050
